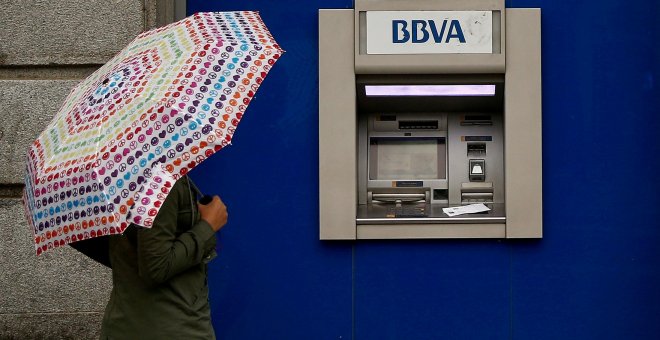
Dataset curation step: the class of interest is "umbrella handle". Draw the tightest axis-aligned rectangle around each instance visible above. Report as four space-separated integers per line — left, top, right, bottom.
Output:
187 176 213 205
199 195 213 205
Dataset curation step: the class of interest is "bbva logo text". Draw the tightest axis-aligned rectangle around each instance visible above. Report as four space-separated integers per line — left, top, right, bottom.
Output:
392 19 466 44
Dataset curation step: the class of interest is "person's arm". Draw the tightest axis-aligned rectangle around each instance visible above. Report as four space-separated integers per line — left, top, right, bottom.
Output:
136 180 224 286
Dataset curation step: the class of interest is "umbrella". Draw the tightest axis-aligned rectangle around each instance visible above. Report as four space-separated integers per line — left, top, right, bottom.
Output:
23 11 283 255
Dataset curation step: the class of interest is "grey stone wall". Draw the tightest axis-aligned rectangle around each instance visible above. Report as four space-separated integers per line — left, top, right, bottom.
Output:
0 1 175 339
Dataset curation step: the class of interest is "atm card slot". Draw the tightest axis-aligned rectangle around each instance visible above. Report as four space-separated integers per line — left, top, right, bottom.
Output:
467 143 487 156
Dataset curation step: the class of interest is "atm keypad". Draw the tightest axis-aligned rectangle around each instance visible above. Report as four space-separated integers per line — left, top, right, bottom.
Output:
385 205 427 218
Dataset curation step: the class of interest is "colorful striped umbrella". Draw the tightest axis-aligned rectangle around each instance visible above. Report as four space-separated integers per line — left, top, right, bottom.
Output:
23 12 283 255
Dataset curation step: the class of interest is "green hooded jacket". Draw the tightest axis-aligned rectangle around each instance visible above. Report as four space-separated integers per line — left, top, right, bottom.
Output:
100 176 217 340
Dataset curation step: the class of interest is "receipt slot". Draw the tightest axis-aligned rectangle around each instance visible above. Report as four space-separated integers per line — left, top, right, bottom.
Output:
319 0 542 239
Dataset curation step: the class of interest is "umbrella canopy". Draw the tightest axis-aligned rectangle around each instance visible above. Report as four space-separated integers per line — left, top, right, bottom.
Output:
23 11 283 255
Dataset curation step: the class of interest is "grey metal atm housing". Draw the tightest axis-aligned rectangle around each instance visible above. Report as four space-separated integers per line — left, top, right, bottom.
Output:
319 0 542 239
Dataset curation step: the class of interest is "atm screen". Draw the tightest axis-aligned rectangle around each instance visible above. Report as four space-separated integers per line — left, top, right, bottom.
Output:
369 137 446 180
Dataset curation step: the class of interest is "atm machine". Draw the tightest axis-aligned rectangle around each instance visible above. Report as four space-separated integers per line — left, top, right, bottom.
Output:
319 0 542 239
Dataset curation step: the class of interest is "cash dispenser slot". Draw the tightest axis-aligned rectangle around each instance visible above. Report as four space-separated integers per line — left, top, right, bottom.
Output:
461 182 494 203
368 188 430 203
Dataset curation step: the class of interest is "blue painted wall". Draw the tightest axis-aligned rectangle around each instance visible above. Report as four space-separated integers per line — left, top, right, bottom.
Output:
187 1 660 339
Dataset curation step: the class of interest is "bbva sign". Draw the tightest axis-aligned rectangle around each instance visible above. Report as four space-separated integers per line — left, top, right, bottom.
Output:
366 11 493 54
392 19 466 44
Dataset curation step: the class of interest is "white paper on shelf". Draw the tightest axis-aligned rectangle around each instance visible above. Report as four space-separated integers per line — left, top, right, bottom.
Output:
442 203 491 217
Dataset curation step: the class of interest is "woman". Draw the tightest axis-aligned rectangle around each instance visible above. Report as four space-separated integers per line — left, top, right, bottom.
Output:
100 175 228 340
